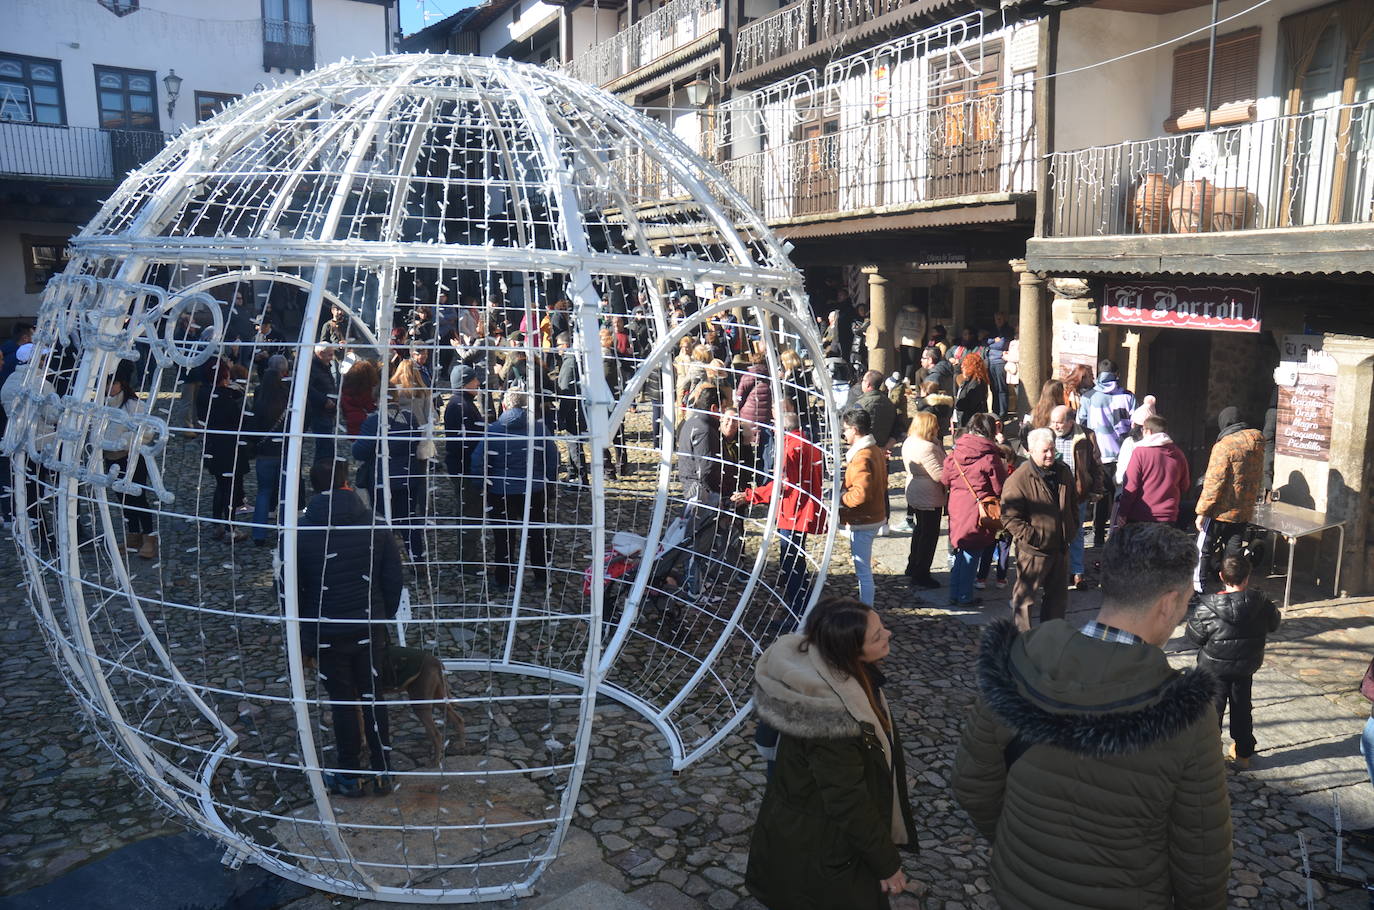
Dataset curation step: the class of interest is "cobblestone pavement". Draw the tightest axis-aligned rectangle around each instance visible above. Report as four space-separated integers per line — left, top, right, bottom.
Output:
5 480 1374 908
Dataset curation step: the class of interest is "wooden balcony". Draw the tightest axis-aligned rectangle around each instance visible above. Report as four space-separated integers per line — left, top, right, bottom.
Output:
733 0 946 85
565 0 723 89
721 86 1035 224
1030 101 1374 276
1045 101 1374 238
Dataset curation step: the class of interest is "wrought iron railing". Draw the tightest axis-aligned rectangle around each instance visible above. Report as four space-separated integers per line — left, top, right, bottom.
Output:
0 123 169 182
735 1 810 75
1046 101 1374 237
263 18 315 71
734 0 922 76
717 86 1035 222
565 0 723 87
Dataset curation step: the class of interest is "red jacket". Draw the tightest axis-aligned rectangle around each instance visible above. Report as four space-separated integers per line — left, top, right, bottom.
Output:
739 430 827 534
1117 435 1191 524
943 433 1009 551
341 386 377 437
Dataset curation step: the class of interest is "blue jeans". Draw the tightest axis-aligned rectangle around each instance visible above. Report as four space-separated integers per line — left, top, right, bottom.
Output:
950 547 980 603
849 527 878 606
778 529 809 615
1069 502 1087 576
988 357 1008 416
1362 717 1374 790
252 456 283 542
977 543 1007 582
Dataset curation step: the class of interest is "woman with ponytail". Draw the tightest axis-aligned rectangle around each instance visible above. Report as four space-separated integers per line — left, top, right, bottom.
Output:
746 596 917 909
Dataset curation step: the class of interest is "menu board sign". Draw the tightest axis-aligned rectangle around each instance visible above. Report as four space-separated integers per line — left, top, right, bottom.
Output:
1276 370 1336 459
1056 322 1099 379
1101 282 1261 333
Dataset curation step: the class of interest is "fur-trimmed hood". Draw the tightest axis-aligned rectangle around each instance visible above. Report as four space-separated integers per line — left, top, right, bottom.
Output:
755 634 878 745
977 619 1218 758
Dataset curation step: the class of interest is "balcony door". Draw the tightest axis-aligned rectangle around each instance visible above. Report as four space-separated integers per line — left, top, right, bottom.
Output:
95 65 164 176
792 113 838 216
263 0 313 71
928 45 1001 200
1280 5 1374 226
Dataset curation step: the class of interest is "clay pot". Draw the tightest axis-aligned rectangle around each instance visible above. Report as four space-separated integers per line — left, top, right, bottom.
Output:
1211 187 1257 231
1169 179 1216 233
1132 173 1171 234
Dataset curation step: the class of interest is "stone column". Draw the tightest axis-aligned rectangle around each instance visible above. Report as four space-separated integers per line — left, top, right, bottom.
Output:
1322 335 1374 595
1011 259 1046 411
863 266 894 377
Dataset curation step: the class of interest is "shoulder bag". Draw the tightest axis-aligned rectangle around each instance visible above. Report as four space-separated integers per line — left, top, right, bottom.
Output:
953 455 1003 534
1360 658 1374 702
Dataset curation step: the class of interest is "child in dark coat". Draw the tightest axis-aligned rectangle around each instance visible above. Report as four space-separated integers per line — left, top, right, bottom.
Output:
1186 554 1281 770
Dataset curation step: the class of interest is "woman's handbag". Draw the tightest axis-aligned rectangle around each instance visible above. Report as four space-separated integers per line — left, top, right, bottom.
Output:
953 456 1003 534
416 424 438 463
1360 657 1374 703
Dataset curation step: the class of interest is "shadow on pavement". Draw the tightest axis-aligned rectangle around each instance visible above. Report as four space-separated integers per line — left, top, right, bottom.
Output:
0 831 310 910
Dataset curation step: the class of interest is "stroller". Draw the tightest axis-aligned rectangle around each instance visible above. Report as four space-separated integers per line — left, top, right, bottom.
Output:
583 503 724 642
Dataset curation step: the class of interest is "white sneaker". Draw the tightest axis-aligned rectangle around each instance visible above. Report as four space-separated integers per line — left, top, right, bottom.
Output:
973 580 987 590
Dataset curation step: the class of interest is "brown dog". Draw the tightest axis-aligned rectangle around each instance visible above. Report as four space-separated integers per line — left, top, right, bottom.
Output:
376 646 466 765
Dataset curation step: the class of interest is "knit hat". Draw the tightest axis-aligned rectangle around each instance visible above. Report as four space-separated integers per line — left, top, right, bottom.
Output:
1130 394 1157 426
453 363 483 388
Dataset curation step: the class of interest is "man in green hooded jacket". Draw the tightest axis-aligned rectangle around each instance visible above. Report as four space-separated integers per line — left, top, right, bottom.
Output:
952 522 1232 909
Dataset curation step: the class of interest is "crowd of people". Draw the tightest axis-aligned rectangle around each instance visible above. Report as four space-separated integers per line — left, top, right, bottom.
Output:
0 285 1305 903
744 316 1292 908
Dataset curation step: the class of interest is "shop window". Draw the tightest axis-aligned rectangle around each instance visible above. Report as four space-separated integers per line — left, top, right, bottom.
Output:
21 235 70 294
195 91 239 123
0 53 65 125
1165 27 1260 133
95 65 158 131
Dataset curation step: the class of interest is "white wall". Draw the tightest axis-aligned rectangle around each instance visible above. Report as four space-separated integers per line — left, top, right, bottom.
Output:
566 6 622 60
0 0 392 321
314 0 395 66
5 0 391 133
1054 8 1164 152
1054 0 1327 152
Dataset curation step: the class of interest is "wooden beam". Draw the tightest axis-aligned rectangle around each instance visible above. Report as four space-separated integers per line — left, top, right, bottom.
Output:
1027 226 1374 277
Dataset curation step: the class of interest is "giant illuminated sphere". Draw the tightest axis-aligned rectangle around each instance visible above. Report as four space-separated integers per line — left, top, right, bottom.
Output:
1 55 839 902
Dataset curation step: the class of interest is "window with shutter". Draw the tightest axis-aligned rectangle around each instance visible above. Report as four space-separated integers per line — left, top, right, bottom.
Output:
1165 27 1260 133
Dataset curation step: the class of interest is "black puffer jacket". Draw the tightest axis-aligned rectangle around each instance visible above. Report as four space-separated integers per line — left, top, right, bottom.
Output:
293 488 403 651
1186 590 1281 678
676 411 721 500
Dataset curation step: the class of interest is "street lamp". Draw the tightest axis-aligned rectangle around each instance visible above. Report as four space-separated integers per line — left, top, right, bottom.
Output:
684 77 711 107
163 69 183 119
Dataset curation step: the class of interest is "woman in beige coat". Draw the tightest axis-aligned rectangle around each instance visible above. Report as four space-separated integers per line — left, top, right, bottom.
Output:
901 411 945 590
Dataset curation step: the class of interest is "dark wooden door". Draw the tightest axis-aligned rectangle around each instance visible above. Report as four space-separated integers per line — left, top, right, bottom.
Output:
793 117 838 215
928 48 1001 199
1148 329 1213 480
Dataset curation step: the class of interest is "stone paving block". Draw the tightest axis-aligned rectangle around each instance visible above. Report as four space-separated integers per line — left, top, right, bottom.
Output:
535 881 653 910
